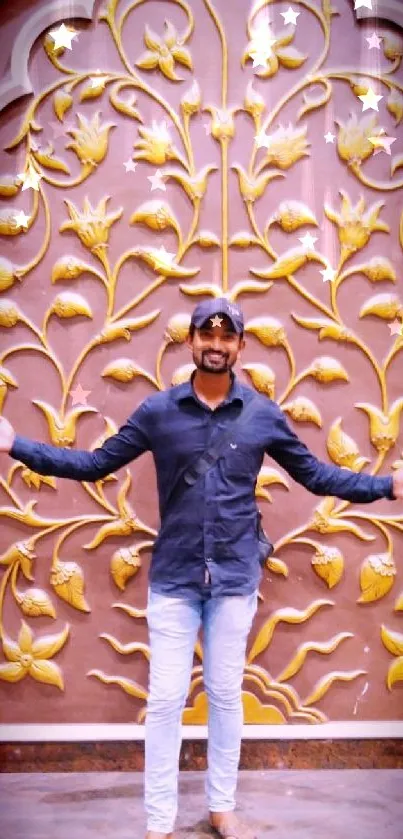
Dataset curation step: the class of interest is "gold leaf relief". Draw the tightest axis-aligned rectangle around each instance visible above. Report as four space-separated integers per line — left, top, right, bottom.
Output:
282 397 322 427
110 546 142 591
101 358 151 383
242 363 276 398
358 554 396 604
171 364 195 385
381 624 403 657
0 621 69 689
0 175 20 197
359 293 402 320
130 200 180 234
50 561 90 612
302 670 367 707
0 257 17 292
51 256 99 283
255 465 289 503
16 588 56 619
50 291 93 319
87 670 147 699
165 313 191 344
53 89 73 121
245 316 286 347
32 145 70 174
326 418 370 471
311 546 345 589
305 356 349 384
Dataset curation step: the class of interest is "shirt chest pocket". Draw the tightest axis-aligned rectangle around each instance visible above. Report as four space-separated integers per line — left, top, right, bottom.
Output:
220 440 256 478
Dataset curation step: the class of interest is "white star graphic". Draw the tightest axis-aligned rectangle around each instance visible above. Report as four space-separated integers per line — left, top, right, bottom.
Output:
18 164 42 192
90 75 108 90
281 7 300 25
324 131 335 143
69 383 91 406
358 87 383 112
124 159 137 173
203 121 212 135
366 32 382 50
254 128 270 148
249 22 277 68
211 315 223 327
298 232 317 250
49 23 77 51
369 135 396 155
14 210 30 229
320 265 336 283
354 0 373 9
148 169 166 191
389 319 403 337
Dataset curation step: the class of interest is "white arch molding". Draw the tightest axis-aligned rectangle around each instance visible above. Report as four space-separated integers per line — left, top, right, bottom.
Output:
0 0 97 114
354 0 403 29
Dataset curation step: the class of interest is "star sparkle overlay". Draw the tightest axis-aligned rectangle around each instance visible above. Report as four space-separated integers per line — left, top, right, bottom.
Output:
148 169 166 191
298 232 317 250
17 164 42 191
14 210 30 229
369 135 396 155
210 315 223 327
358 87 383 112
320 266 336 283
124 159 137 173
69 384 91 406
280 6 300 26
49 23 77 50
389 319 403 338
366 32 382 50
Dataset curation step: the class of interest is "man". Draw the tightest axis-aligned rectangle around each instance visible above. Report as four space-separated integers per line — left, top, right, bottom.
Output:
0 297 402 839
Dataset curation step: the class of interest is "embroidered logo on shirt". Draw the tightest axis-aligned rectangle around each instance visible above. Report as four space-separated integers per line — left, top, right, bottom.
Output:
230 443 237 449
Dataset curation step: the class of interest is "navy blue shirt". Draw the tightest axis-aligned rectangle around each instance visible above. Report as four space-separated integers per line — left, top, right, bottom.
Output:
9 370 395 599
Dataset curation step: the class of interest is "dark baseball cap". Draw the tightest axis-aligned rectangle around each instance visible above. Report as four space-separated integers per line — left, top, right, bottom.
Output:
190 297 244 334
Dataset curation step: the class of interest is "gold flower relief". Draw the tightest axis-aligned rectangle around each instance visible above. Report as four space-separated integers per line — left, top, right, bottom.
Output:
242 22 306 78
136 21 192 81
335 112 385 166
256 124 310 171
0 622 69 689
60 196 123 254
66 112 115 167
134 119 181 166
324 189 389 259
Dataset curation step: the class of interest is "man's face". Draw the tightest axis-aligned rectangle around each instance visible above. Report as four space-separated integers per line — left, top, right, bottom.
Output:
186 314 245 374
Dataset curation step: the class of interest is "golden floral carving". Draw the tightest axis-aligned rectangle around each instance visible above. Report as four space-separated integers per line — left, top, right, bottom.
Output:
136 21 192 81
0 621 69 689
66 111 115 166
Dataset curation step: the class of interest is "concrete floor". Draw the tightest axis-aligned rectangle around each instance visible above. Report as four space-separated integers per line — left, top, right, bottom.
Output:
0 770 402 839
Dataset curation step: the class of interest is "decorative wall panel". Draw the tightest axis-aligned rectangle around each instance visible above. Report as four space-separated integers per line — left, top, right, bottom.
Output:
0 0 402 730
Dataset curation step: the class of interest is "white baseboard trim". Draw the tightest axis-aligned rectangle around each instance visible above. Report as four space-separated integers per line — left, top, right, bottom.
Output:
1 722 403 742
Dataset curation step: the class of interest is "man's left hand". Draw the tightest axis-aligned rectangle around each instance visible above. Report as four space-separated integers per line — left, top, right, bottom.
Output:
392 468 403 500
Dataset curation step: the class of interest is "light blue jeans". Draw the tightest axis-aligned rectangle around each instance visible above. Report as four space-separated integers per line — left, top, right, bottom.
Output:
144 586 259 833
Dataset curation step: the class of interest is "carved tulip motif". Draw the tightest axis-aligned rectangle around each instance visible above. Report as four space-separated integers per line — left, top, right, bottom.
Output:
325 189 389 258
355 399 403 454
66 112 115 166
60 196 123 254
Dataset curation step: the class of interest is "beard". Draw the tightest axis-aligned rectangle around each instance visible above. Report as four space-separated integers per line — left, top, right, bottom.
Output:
194 350 233 374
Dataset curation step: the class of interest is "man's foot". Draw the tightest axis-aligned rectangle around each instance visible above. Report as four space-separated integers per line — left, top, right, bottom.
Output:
209 810 257 839
145 832 173 838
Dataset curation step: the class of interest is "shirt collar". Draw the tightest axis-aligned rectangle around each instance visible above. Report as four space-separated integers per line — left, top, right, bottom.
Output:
174 368 244 407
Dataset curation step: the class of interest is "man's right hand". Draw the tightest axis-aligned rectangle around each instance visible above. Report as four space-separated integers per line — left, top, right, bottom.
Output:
0 417 16 453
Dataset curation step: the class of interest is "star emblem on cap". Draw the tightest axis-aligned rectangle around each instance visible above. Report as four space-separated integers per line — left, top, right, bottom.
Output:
210 315 223 327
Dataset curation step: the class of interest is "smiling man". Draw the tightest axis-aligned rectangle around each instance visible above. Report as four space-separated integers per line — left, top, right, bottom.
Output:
0 297 402 839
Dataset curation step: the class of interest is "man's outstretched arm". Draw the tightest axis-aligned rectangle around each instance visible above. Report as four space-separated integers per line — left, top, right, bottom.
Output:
0 401 151 482
267 402 400 503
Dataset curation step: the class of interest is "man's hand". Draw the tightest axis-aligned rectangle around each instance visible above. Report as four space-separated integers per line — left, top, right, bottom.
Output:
0 416 15 453
392 468 403 500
